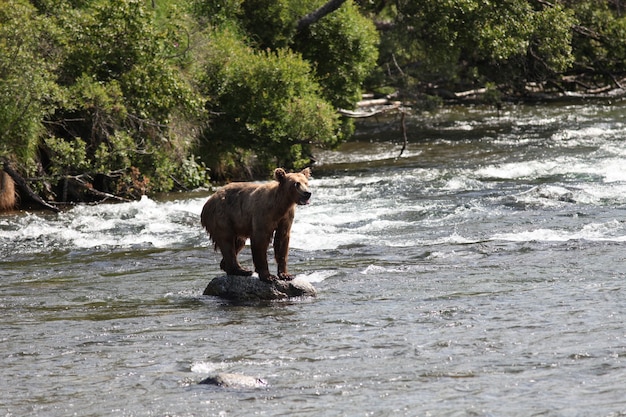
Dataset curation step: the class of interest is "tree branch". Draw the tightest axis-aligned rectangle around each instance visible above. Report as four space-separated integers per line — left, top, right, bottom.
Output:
297 0 347 33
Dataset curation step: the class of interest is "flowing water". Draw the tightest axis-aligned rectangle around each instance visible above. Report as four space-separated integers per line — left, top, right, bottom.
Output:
2 103 626 416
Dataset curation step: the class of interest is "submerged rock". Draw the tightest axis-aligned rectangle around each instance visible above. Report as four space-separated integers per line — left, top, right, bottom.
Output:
199 373 267 389
203 275 317 301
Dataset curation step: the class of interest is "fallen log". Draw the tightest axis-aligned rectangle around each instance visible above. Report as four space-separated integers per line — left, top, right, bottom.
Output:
339 95 408 158
338 102 401 118
356 97 394 107
65 175 131 203
1 159 60 213
455 87 487 98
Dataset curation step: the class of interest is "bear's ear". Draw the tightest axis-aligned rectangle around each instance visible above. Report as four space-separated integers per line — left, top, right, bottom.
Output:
274 168 287 182
301 167 311 178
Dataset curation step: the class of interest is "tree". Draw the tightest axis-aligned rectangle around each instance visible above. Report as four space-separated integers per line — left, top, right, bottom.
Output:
371 0 575 95
569 0 626 79
192 0 379 178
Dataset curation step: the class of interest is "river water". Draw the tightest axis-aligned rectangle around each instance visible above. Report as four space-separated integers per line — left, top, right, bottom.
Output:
2 103 626 416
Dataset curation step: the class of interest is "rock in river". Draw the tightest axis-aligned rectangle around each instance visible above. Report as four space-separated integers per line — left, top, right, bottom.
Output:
203 275 317 301
199 373 267 389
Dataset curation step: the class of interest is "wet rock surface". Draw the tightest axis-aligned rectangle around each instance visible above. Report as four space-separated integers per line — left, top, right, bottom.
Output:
203 275 317 301
199 373 267 389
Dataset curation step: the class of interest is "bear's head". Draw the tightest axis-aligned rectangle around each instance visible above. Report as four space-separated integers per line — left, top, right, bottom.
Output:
274 168 311 206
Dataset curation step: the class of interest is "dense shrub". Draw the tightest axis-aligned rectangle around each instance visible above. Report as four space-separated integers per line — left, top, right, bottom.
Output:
374 0 575 92
294 0 379 110
0 0 56 169
199 29 340 178
44 0 203 194
569 0 626 76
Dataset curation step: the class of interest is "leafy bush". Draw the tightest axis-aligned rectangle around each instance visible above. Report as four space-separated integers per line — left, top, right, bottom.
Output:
0 0 56 168
200 29 340 176
569 0 626 77
191 0 243 27
294 0 379 110
375 0 576 91
175 155 211 190
43 136 89 176
44 0 204 195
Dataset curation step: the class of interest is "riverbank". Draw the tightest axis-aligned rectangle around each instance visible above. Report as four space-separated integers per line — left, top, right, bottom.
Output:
2 86 625 214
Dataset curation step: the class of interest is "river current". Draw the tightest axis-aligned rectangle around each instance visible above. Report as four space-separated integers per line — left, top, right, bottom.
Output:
2 103 626 416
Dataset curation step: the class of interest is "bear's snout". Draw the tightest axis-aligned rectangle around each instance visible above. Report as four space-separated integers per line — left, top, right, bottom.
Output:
298 190 312 205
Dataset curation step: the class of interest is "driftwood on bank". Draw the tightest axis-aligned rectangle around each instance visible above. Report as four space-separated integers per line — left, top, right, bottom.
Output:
339 94 409 157
61 175 131 204
437 77 626 103
338 101 402 118
339 94 404 118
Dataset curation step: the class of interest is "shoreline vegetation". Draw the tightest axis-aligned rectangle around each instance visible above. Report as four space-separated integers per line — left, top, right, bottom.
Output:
2 0 626 212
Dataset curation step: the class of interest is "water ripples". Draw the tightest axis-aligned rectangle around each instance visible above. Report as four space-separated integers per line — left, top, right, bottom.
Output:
3 103 626 416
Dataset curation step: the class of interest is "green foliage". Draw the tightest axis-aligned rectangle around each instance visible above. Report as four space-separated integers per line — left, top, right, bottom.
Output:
59 0 157 83
375 0 576 91
239 0 302 48
200 29 340 173
8 0 626 205
43 136 89 176
175 154 211 189
191 0 243 27
294 0 379 109
473 1 534 61
46 0 204 195
92 131 134 173
0 0 55 167
569 0 626 76
528 4 574 77
194 0 379 109
193 0 310 49
192 0 377 177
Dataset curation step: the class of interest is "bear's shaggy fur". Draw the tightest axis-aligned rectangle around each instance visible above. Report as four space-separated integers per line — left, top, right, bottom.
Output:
0 170 16 212
201 168 311 282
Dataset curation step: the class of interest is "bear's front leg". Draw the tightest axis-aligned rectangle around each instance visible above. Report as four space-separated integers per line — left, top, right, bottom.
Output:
250 235 277 283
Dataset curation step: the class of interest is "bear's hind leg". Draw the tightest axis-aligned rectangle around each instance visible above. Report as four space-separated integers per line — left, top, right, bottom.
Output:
232 237 252 275
234 236 247 256
218 237 252 276
251 235 276 283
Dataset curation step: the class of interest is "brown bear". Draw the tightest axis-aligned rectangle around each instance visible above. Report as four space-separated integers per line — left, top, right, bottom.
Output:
201 168 311 283
0 170 16 212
